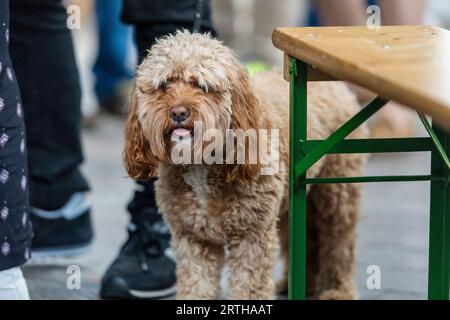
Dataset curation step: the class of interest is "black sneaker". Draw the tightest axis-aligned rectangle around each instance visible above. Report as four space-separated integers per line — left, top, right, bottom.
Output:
30 193 94 257
100 209 176 299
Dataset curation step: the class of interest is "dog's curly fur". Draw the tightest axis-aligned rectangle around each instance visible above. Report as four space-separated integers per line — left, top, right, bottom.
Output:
124 31 368 300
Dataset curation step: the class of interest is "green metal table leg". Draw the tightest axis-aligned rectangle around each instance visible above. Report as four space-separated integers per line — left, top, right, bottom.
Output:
428 124 450 300
287 60 450 300
289 59 307 300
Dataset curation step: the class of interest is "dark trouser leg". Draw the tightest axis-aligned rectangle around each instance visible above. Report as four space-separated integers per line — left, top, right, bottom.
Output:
123 0 216 222
127 179 158 225
134 23 217 63
100 0 216 299
127 22 216 222
9 0 89 211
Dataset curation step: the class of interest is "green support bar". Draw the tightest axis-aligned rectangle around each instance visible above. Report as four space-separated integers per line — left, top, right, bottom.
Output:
305 174 444 185
418 113 450 171
294 97 389 180
427 123 450 300
289 59 307 300
305 137 433 155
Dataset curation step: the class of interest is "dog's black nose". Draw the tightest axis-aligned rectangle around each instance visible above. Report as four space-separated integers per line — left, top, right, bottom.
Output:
170 106 190 122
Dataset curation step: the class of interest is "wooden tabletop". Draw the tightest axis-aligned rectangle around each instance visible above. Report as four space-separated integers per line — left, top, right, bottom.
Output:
272 26 450 130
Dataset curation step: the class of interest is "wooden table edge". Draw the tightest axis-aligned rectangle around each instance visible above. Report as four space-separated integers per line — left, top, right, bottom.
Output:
272 27 450 131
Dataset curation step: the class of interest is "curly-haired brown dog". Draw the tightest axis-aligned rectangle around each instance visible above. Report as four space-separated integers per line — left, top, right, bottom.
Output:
124 31 368 300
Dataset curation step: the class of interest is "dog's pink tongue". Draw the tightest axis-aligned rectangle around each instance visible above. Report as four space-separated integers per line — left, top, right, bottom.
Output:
173 128 191 137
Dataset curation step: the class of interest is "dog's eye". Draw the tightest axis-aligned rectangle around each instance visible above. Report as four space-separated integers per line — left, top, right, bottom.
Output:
138 86 151 95
160 82 168 90
137 86 154 95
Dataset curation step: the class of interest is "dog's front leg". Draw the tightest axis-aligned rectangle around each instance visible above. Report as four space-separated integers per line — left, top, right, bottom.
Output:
173 232 225 299
227 221 278 300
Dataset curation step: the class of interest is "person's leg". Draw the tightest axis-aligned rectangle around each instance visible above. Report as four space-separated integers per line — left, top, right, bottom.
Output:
0 0 32 299
315 0 366 26
253 0 303 64
378 0 427 25
100 0 216 299
370 0 428 138
9 0 93 256
0 55 32 272
0 268 30 300
315 0 426 138
134 22 217 63
93 0 133 114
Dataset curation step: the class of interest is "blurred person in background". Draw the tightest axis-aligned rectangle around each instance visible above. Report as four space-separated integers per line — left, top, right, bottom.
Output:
99 0 216 300
0 0 32 300
211 0 305 66
425 0 450 29
93 0 134 116
9 0 93 257
310 0 428 138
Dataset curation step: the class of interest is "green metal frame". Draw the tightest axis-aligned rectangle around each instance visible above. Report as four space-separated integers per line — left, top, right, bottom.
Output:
289 58 450 300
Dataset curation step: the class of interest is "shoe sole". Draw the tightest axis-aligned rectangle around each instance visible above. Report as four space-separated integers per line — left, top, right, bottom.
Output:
100 284 177 300
31 241 93 260
129 284 177 299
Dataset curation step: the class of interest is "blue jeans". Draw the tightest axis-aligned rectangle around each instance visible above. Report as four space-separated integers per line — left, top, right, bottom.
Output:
93 0 133 103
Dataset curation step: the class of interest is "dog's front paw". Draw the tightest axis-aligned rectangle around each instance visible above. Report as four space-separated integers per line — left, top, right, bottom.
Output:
317 288 358 300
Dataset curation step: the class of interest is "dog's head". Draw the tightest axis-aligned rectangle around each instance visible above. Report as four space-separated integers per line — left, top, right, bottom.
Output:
124 31 259 181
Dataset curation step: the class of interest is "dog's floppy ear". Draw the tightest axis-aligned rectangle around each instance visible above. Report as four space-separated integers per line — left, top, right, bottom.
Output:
226 66 260 183
123 86 158 180
230 66 259 132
